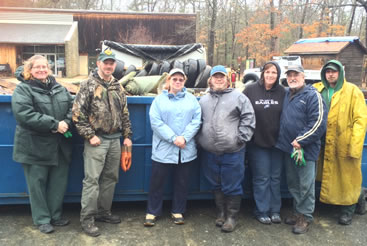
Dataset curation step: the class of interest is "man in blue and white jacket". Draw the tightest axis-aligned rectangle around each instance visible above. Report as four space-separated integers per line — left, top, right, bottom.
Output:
276 65 327 234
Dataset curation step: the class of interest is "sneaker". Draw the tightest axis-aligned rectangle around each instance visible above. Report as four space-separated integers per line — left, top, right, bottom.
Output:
284 214 299 225
171 213 184 225
292 215 310 234
270 214 282 224
256 216 271 224
338 213 353 225
51 218 70 226
81 221 100 237
144 214 156 227
38 223 54 234
95 213 121 224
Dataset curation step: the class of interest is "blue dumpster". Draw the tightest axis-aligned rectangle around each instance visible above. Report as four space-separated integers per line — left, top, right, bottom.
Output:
0 95 214 204
0 95 366 205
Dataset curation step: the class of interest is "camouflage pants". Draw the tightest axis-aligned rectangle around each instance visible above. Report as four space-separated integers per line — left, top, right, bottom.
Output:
80 137 121 223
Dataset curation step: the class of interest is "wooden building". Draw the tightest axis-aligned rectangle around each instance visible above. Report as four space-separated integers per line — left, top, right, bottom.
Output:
284 36 367 86
0 7 197 77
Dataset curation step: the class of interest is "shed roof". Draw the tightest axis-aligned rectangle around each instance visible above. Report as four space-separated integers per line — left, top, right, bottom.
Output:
284 36 367 55
0 23 72 44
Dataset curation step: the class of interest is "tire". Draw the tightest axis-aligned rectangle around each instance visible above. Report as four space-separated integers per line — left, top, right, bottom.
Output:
113 59 125 80
194 65 211 88
242 74 258 84
159 61 171 75
183 59 198 88
197 59 206 74
148 62 159 76
136 69 148 77
171 60 183 70
125 65 136 75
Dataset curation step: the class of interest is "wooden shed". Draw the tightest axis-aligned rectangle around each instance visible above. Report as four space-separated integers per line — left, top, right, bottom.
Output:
0 7 197 77
284 36 367 86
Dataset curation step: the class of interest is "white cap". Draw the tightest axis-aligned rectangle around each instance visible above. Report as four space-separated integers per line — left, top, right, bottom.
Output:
168 68 185 76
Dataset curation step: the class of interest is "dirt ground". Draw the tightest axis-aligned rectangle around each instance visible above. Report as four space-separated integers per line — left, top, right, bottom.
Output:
0 199 366 246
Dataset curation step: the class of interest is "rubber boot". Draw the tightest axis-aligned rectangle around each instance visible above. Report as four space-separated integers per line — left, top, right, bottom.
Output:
213 190 226 227
221 195 241 233
355 189 366 215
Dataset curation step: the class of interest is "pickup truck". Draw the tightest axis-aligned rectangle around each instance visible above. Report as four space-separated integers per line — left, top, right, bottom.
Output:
242 56 321 86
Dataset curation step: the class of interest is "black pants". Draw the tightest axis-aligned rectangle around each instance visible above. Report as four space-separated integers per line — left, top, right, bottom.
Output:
146 159 194 216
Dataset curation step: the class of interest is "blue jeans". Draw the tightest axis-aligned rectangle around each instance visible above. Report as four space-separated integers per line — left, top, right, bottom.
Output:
247 144 283 217
201 148 245 196
284 153 315 221
147 160 194 216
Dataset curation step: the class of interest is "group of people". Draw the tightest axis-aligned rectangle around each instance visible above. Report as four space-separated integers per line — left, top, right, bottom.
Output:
10 50 366 237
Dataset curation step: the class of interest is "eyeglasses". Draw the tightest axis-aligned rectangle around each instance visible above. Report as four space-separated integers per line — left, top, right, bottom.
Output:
32 65 48 70
171 78 185 82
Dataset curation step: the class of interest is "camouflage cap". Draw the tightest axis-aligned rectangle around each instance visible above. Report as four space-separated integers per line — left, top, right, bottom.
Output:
98 49 116 62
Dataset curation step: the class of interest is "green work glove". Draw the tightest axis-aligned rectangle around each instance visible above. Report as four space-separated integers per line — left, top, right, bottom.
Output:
63 131 72 138
290 148 306 166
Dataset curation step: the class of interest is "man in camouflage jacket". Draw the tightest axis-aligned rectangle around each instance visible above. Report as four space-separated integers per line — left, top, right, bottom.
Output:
72 50 132 237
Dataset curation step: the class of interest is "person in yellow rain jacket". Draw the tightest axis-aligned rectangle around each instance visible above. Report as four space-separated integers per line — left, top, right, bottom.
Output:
313 60 367 225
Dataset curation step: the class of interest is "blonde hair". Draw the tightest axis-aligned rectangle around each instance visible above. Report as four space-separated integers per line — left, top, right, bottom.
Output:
164 73 187 91
23 55 51 80
207 74 231 89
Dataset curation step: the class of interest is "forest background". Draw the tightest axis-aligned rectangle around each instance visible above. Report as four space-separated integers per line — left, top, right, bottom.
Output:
1 0 367 68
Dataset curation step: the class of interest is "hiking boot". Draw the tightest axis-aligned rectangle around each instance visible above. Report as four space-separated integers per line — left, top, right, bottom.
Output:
51 218 70 226
292 215 310 234
338 213 353 225
95 213 121 224
81 220 100 237
38 223 54 234
284 214 299 225
213 190 226 227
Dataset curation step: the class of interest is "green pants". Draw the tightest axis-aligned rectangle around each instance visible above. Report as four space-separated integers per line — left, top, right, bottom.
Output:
80 138 121 222
22 159 69 225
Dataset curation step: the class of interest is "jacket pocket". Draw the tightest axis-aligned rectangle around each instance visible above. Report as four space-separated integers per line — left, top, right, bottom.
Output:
336 127 352 158
28 134 57 162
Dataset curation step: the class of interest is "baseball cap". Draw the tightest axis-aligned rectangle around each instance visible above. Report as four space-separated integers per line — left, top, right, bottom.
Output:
168 68 186 76
285 64 304 74
324 63 339 71
98 49 116 62
210 65 227 76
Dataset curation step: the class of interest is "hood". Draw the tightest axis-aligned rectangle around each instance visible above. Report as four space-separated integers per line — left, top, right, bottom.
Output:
259 61 281 90
320 60 344 92
15 66 25 83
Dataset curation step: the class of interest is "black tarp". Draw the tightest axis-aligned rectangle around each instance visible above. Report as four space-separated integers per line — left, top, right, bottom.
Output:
103 40 204 63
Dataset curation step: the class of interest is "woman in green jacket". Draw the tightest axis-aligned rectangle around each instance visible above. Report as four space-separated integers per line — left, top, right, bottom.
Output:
11 55 73 234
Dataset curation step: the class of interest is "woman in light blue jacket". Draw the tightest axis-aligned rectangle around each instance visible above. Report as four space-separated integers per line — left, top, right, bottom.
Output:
144 68 201 227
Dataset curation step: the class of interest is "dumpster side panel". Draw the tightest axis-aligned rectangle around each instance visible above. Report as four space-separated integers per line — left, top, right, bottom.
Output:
0 95 366 204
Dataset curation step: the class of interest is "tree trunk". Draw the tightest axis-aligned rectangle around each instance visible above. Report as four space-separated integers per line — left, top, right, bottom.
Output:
207 0 218 66
317 1 326 36
299 0 309 39
274 0 283 53
270 0 276 53
347 0 357 36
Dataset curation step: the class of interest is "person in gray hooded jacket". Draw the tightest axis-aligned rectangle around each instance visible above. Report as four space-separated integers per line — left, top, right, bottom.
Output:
197 65 255 232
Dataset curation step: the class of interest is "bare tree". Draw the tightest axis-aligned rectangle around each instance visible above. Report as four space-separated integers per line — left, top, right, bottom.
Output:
206 0 218 66
347 0 357 35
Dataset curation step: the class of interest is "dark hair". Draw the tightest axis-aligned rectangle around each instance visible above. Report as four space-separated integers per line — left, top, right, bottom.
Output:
260 63 277 81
